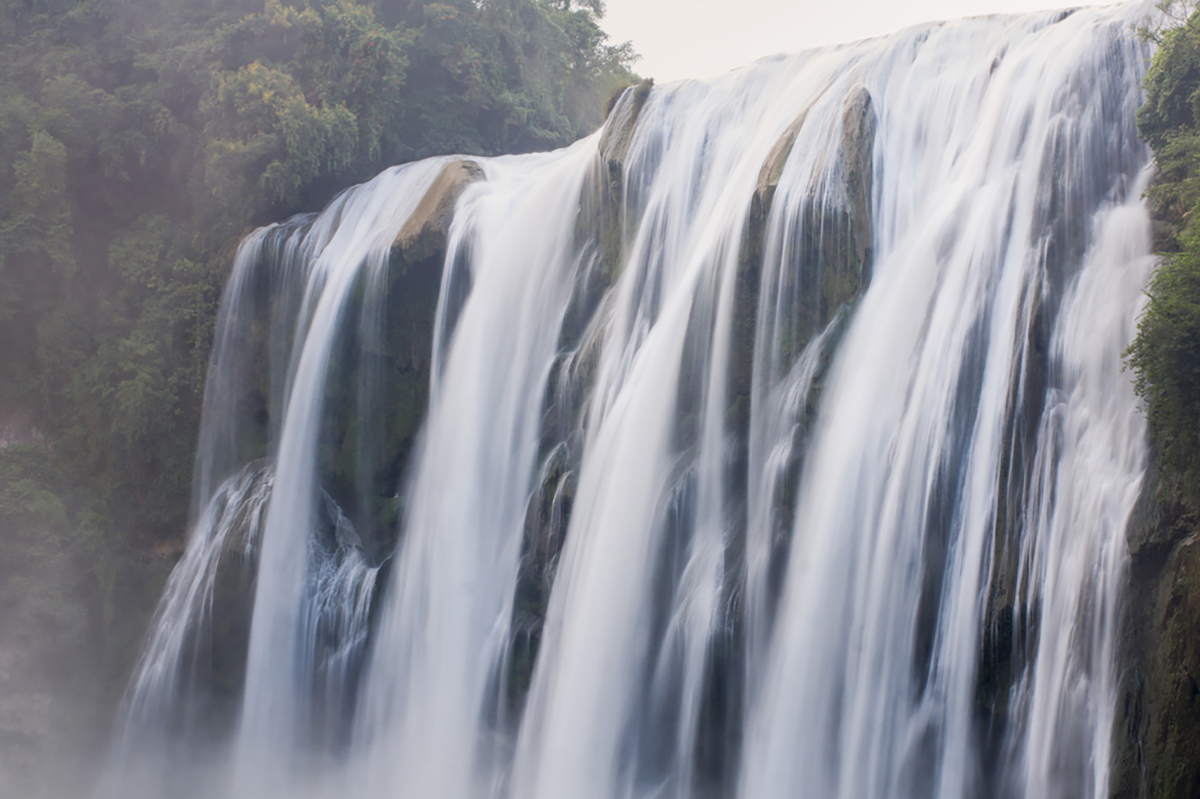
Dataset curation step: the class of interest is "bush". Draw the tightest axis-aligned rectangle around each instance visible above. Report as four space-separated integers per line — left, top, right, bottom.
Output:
1131 3 1200 513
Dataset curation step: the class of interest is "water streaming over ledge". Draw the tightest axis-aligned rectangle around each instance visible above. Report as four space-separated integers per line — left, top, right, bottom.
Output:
100 4 1156 798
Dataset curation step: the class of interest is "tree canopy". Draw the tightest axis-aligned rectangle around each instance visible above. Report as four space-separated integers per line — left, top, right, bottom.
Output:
1129 2 1200 514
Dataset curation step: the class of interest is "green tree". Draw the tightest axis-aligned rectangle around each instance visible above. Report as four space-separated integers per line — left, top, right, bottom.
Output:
1129 3 1200 514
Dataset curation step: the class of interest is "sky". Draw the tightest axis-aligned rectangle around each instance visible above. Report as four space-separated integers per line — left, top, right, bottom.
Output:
601 0 1124 83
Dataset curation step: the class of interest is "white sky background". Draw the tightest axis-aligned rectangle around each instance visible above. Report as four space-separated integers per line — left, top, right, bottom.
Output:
601 0 1126 82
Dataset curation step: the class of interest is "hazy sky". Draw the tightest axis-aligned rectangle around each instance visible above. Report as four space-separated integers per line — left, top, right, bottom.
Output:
602 0 1123 82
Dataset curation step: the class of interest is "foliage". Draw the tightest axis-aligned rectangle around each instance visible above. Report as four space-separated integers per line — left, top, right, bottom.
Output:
1135 0 1199 46
1131 4 1200 514
1138 3 1200 240
1127 239 1200 510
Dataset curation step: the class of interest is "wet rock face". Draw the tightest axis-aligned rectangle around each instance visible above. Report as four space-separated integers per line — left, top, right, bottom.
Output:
746 84 877 342
841 85 876 274
733 84 878 416
756 107 809 201
599 78 654 175
393 159 485 265
307 159 486 564
1111 473 1200 799
503 85 659 716
716 89 879 729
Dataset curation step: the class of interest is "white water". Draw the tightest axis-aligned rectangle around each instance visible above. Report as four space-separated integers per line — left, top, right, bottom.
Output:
102 5 1155 798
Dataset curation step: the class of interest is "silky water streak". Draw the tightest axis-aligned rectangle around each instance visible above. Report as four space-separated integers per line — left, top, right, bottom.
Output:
102 5 1156 799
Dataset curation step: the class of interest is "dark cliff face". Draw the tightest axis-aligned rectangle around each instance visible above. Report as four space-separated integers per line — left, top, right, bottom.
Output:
1111 470 1200 799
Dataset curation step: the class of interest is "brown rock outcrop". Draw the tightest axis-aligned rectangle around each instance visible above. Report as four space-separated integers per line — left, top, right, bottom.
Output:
394 159 485 265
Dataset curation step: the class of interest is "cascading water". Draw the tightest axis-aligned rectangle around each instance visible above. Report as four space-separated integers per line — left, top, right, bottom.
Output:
100 4 1157 798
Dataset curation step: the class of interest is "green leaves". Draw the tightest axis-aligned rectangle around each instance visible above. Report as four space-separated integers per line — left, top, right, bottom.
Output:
198 0 636 210
1140 10 1200 152
205 0 415 210
1131 4 1200 514
206 60 358 207
1127 245 1200 510
8 130 73 277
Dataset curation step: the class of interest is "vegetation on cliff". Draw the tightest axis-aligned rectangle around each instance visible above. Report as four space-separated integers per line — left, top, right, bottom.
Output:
1115 4 1200 797
1130 1 1200 515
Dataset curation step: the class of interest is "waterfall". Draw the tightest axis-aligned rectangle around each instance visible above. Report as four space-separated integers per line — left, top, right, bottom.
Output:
101 4 1155 798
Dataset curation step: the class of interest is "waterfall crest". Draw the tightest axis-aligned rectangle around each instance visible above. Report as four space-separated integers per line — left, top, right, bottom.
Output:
102 5 1155 798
